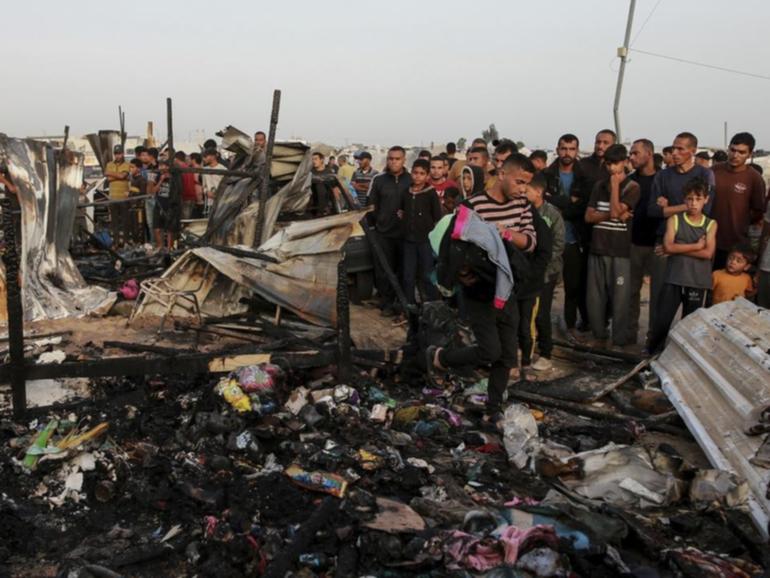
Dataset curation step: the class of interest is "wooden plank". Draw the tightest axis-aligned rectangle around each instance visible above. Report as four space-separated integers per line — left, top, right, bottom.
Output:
208 353 271 373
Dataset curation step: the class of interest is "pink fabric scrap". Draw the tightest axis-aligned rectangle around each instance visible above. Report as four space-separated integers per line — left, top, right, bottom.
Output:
444 524 558 571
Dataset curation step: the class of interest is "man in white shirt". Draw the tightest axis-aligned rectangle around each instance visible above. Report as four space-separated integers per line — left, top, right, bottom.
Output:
202 149 226 216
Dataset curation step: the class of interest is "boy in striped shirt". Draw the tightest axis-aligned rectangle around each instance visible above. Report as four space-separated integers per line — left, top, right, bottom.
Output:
584 144 640 348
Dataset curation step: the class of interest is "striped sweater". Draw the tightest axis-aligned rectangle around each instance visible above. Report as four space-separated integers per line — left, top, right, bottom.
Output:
465 192 537 252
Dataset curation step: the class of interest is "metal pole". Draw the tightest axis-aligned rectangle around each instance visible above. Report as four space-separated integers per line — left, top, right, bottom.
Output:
119 106 126 148
1 197 26 419
724 121 728 149
166 97 179 241
255 89 281 246
166 98 174 158
613 0 636 142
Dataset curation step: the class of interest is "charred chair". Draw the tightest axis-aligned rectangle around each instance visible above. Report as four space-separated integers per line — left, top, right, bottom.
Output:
128 263 210 332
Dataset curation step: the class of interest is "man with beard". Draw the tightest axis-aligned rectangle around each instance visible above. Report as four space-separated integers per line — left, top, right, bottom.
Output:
581 129 617 195
544 134 590 337
711 132 766 270
627 139 661 345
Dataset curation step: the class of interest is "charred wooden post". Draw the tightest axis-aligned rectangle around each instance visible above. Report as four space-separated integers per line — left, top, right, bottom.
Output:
1 197 26 419
336 259 352 382
166 97 174 158
255 89 281 246
166 97 180 232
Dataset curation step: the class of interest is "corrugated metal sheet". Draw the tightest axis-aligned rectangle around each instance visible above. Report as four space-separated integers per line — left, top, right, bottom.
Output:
652 298 770 538
142 211 367 327
0 135 116 321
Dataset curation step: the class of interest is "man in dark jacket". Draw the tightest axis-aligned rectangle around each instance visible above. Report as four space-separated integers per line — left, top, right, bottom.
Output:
543 133 591 336
369 145 412 315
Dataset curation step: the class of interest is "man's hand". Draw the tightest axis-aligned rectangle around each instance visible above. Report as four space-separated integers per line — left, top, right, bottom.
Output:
397 209 404 219
654 243 665 256
610 172 625 189
619 210 634 222
570 196 579 204
695 235 707 250
657 196 669 208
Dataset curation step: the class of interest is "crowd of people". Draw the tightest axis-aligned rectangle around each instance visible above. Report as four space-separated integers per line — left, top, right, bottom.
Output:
101 135 257 249
3 127 768 422
349 130 769 422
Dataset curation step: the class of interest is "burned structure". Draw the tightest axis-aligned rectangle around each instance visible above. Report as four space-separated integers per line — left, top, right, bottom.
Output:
1 104 770 577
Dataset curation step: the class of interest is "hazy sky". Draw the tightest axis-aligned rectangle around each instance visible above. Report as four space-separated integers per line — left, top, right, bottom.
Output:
4 0 769 150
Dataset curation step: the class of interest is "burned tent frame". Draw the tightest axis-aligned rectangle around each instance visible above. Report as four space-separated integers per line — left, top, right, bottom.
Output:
0 93 361 419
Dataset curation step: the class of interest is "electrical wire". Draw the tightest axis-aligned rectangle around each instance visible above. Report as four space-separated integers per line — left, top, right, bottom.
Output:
630 0 664 47
630 48 770 81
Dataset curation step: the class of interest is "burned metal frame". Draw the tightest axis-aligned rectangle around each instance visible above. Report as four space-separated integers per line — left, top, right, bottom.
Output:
0 91 364 419
255 90 282 245
0 348 336 383
1 197 26 419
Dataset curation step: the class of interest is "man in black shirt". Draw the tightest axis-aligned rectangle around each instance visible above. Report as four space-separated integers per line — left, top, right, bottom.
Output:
628 139 661 345
581 130 616 193
369 146 411 315
310 151 343 216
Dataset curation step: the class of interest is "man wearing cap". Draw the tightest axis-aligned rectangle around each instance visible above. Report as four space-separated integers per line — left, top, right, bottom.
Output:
351 151 378 206
105 145 132 246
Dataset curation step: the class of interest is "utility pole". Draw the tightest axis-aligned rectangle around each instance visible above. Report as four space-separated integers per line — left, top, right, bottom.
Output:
724 121 728 149
613 0 636 143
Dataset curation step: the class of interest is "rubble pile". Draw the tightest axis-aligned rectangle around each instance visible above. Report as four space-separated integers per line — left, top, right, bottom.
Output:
1 356 768 577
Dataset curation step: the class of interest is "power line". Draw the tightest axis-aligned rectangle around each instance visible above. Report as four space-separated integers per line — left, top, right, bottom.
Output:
630 48 770 81
630 0 663 46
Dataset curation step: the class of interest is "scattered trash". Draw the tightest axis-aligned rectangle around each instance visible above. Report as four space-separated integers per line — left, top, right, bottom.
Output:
363 497 426 534
501 403 540 469
215 377 252 412
689 469 748 507
285 464 348 498
37 350 67 365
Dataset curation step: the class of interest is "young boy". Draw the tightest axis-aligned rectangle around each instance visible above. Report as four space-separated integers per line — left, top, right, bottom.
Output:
524 172 565 371
648 177 717 353
711 244 755 305
150 160 179 250
399 159 443 304
515 188 553 378
461 165 486 198
584 144 640 347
